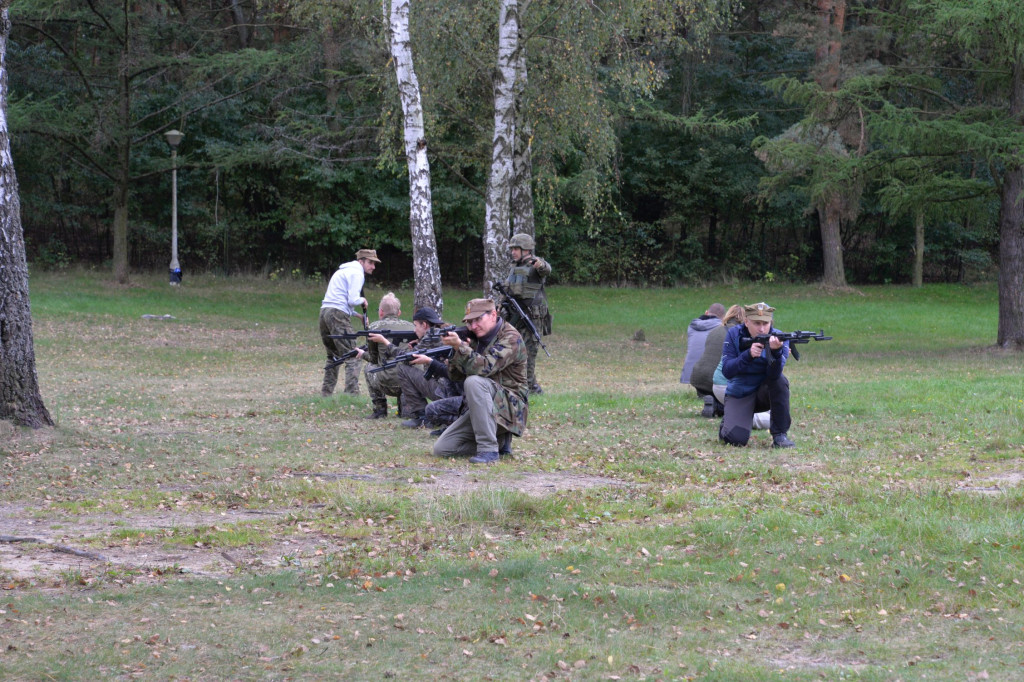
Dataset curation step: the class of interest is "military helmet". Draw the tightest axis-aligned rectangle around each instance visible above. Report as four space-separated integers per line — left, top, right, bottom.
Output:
509 233 535 251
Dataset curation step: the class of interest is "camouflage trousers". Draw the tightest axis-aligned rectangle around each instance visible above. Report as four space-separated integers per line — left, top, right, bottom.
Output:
365 364 404 413
424 396 463 427
319 307 361 396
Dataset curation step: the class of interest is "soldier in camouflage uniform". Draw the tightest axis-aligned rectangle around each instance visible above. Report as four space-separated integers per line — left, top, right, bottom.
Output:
433 298 528 464
362 293 415 419
398 306 457 429
502 233 551 395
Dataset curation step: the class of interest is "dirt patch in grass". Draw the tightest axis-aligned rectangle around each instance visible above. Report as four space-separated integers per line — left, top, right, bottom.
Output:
299 465 629 497
0 468 630 582
955 470 1024 494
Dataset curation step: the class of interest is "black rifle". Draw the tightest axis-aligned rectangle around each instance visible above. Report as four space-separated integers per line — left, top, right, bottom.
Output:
327 328 420 342
367 344 455 374
425 324 475 343
739 330 832 364
492 282 551 357
324 345 367 370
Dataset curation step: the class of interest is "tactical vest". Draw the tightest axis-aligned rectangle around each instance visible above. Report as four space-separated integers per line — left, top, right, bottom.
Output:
507 261 545 301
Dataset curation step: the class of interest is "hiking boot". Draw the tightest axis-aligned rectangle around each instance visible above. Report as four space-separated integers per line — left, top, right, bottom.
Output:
429 426 447 437
498 433 512 456
700 395 715 418
713 397 725 418
401 415 427 428
469 451 499 464
772 433 796 448
365 400 388 420
529 383 544 395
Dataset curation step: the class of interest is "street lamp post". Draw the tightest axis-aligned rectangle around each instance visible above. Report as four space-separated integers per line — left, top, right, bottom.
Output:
164 129 184 285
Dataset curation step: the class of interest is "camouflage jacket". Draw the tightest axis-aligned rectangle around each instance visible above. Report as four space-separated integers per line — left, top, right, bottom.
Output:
448 318 529 435
365 315 415 366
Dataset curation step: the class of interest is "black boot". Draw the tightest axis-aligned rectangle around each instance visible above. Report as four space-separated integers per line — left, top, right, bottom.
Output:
498 432 512 456
366 400 388 419
701 394 715 418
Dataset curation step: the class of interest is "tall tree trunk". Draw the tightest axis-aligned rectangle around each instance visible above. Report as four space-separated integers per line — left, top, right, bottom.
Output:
228 0 249 48
510 31 534 237
814 0 850 288
997 58 1024 348
817 195 846 288
112 5 132 284
324 17 341 133
912 209 924 287
0 5 54 428
482 0 519 295
388 0 443 313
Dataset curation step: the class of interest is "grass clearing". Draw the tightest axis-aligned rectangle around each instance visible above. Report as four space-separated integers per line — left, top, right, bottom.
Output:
0 270 1021 679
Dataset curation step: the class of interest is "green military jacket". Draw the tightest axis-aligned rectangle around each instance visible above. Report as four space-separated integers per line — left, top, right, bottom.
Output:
365 315 415 366
448 318 529 435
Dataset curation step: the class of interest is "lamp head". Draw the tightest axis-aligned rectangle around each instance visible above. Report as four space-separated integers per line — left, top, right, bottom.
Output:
164 129 184 149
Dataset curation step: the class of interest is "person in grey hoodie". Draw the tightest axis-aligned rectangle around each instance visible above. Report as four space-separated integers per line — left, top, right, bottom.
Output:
680 303 724 416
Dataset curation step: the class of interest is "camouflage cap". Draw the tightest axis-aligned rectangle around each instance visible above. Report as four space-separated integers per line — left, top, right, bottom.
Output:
744 302 775 322
356 248 381 263
462 298 495 322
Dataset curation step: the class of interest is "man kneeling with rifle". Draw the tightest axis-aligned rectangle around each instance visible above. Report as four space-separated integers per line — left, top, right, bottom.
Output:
395 307 463 429
432 298 528 464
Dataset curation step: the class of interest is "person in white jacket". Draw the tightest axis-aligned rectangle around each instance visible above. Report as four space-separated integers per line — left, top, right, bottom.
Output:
319 248 380 396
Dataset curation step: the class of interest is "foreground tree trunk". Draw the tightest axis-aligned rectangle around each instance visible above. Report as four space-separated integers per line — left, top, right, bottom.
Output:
510 35 534 237
997 58 1024 348
388 0 443 313
482 0 519 295
0 5 54 428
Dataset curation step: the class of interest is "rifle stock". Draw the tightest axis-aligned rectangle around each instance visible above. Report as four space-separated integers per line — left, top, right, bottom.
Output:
324 345 367 370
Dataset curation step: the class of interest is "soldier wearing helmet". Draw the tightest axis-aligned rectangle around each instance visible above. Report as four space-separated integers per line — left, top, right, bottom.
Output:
502 232 552 395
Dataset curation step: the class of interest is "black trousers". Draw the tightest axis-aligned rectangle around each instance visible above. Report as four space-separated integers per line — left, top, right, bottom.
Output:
719 375 791 446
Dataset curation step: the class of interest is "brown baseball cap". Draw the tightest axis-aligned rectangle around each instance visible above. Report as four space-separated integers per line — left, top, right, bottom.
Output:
744 301 775 322
462 298 495 322
356 248 381 263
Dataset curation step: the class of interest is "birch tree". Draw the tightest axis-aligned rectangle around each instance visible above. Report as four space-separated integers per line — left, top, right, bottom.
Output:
0 1 53 429
510 35 535 238
387 0 443 312
482 0 520 294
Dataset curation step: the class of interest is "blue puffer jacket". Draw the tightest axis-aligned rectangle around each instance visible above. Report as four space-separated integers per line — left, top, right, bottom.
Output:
720 323 789 398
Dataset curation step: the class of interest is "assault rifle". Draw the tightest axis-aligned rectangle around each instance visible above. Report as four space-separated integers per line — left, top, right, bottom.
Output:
739 330 832 365
324 345 367 370
492 282 552 357
366 344 455 374
327 328 420 342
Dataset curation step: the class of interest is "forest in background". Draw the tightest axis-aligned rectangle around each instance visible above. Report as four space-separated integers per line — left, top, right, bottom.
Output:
6 0 1017 288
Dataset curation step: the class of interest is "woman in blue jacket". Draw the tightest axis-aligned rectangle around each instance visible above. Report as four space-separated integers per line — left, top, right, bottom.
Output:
719 302 795 448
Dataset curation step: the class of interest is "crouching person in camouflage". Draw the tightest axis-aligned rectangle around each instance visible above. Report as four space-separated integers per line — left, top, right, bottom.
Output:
433 299 528 464
363 293 415 419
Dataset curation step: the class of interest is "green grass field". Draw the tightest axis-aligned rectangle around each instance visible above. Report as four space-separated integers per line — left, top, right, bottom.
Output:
1 269 1021 680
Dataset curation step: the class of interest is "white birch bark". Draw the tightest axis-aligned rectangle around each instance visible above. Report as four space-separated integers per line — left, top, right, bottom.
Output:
0 4 53 428
510 31 534 237
387 0 443 313
482 0 519 295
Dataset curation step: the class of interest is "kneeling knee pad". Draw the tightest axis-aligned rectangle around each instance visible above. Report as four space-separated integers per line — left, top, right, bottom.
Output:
719 424 750 447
